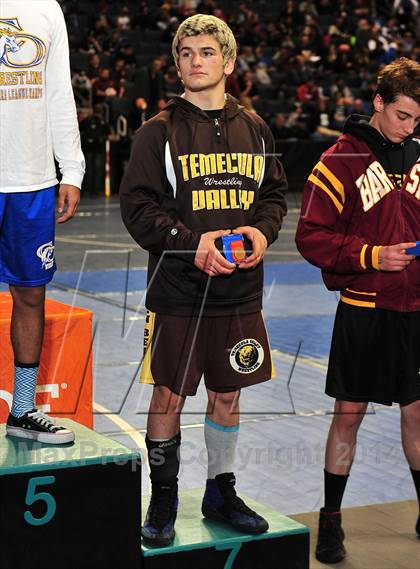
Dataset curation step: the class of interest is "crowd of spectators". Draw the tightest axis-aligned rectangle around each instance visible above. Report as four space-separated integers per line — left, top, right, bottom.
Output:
61 0 419 156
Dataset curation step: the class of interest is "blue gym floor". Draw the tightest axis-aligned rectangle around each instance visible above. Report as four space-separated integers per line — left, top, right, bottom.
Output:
2 197 415 516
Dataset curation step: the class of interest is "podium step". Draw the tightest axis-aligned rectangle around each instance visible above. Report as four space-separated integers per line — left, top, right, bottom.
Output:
0 420 141 569
141 488 309 569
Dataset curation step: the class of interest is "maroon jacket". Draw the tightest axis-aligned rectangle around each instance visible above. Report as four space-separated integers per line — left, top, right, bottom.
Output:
295 123 420 312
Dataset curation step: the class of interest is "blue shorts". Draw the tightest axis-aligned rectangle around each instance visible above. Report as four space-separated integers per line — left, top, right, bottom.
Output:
0 187 56 286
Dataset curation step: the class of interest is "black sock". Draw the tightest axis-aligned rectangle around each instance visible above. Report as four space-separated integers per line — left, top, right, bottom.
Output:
146 432 181 488
410 468 420 507
323 469 349 512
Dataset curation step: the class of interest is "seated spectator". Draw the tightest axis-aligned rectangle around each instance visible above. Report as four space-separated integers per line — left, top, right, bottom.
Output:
238 70 260 112
156 3 171 30
163 65 182 99
103 30 123 56
349 97 371 116
110 57 127 87
236 45 255 74
116 6 131 31
72 69 92 108
225 70 241 100
132 1 155 30
80 32 103 54
254 45 274 69
297 78 319 103
255 62 272 87
87 53 101 80
79 103 112 197
270 113 299 139
135 58 166 118
89 15 111 48
280 101 317 139
161 16 180 43
93 68 118 103
118 43 137 68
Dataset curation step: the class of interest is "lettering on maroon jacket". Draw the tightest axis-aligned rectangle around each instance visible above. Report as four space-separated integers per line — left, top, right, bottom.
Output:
356 161 420 212
405 163 420 199
356 160 396 211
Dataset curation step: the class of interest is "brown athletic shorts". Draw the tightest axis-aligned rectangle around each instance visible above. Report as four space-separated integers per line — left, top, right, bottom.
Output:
140 310 275 396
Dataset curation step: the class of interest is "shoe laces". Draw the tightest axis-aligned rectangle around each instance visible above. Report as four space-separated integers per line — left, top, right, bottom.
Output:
27 410 58 431
150 486 177 529
218 475 257 516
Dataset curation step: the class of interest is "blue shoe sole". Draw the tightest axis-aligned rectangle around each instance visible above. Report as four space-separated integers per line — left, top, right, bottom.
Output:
141 527 175 547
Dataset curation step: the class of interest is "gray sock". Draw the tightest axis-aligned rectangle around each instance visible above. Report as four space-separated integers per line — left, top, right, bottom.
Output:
204 415 239 479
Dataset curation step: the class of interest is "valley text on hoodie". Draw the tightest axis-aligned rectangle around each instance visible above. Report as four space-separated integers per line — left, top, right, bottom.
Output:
120 95 288 316
0 0 85 192
295 114 420 312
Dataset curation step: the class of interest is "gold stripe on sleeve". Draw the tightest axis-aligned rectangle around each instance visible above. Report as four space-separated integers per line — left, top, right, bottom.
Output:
308 174 343 213
314 161 345 203
360 244 368 269
372 246 381 270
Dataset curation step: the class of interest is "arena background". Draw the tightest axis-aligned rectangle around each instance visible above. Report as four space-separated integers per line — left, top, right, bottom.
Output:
9 1 420 567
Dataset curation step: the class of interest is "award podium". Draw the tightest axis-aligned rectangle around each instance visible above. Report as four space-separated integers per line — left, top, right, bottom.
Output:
141 489 309 569
0 420 141 569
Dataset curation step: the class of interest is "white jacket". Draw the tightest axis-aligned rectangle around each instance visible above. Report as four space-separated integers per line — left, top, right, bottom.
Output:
0 0 85 192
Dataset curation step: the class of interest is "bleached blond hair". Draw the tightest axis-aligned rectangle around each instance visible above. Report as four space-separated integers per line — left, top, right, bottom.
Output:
172 14 237 65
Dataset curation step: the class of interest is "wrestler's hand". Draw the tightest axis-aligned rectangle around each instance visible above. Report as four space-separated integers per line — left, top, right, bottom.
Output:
56 184 81 224
233 226 267 269
378 242 416 271
194 230 236 276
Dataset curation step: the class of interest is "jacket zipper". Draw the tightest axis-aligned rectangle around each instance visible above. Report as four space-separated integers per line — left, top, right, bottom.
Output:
214 118 222 139
399 180 410 311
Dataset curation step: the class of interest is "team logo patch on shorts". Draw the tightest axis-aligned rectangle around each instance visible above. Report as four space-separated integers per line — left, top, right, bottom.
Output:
36 241 55 270
229 338 264 374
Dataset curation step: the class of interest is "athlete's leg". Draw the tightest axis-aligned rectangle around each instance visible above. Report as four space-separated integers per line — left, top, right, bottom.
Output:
400 400 420 536
206 388 240 427
147 385 186 439
316 400 368 564
202 387 268 533
325 400 368 475
142 386 186 547
9 285 45 363
205 388 240 478
9 285 45 418
4 188 72 444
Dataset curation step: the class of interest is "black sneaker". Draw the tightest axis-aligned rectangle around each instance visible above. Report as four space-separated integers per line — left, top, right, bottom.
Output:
201 472 269 534
6 409 75 444
141 482 178 547
315 508 346 564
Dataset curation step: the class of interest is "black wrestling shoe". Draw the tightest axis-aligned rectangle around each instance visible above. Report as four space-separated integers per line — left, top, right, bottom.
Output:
6 409 75 444
141 482 178 547
315 508 346 564
202 472 269 534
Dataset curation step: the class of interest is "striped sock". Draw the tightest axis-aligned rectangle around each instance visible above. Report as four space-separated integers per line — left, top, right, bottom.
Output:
204 416 239 479
11 362 38 418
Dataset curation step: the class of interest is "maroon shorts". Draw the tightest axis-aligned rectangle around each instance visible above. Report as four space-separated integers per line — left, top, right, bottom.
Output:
140 310 275 396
